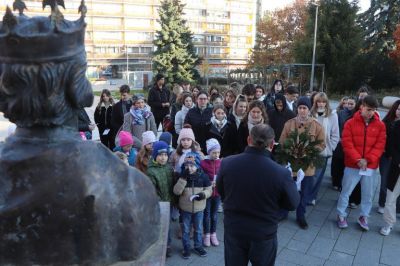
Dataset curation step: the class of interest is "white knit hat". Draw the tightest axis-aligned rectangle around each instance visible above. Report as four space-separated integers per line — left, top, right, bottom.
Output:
177 127 195 145
206 138 221 154
142 131 156 146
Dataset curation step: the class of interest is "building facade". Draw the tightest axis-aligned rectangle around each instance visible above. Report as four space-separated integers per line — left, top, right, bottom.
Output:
2 0 257 83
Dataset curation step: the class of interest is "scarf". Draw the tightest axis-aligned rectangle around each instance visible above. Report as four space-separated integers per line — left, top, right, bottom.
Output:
211 116 227 132
247 114 264 132
130 106 151 125
181 104 194 116
176 148 192 173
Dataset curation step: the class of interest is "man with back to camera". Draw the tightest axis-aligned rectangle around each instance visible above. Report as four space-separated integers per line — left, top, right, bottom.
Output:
217 124 300 266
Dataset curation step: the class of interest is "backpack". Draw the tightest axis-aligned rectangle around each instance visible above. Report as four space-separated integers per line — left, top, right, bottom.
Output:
162 114 174 133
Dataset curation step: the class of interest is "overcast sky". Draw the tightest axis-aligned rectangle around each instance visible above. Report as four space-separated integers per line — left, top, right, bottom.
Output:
262 0 370 12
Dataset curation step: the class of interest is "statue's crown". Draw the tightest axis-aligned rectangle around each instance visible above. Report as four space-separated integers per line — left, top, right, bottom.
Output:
0 0 87 63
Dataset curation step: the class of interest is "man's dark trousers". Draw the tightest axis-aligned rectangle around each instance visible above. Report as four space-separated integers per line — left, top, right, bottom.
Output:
224 233 277 266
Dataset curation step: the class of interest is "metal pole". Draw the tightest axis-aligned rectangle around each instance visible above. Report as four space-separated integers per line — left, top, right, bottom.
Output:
310 4 318 91
321 65 325 92
126 46 129 84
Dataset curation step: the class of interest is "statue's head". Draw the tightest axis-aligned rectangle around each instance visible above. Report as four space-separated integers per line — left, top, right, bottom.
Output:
0 0 93 127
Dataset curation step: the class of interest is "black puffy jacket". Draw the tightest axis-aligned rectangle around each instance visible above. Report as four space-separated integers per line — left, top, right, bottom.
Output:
184 106 213 153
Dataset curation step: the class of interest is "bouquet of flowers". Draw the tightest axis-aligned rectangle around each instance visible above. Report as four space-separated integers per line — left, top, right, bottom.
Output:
276 127 324 173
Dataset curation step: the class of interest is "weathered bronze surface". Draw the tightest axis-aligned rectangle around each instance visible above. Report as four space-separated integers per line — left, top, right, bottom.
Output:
0 1 161 265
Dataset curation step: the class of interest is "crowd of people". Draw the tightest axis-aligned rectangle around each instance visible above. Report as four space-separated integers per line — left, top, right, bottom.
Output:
79 73 400 264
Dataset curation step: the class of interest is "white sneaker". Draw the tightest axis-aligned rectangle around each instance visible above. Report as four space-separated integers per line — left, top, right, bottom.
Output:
377 207 385 214
380 225 393 236
349 203 358 209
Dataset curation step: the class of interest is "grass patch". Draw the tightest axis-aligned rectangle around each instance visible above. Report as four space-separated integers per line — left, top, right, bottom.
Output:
93 90 148 99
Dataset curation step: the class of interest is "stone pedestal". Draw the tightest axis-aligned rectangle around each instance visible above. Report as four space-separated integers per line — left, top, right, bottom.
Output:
112 202 170 266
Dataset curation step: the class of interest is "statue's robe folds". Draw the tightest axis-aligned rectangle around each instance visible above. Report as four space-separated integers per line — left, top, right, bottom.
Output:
0 129 160 265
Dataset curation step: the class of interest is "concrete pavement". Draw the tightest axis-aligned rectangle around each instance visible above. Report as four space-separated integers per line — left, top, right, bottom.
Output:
166 164 400 266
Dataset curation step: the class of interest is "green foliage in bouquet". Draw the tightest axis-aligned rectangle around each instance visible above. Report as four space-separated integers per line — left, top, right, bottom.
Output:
276 127 324 173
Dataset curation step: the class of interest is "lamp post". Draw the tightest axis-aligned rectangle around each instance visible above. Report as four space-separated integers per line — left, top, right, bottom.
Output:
126 45 129 84
309 2 319 92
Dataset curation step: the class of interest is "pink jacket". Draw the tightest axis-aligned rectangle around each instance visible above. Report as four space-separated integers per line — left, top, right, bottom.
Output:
200 158 221 197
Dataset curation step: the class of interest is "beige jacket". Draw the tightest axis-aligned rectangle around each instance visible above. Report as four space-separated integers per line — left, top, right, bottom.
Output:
173 176 212 213
279 117 326 176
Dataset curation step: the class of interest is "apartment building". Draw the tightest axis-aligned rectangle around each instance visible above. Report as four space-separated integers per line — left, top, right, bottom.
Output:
2 0 257 81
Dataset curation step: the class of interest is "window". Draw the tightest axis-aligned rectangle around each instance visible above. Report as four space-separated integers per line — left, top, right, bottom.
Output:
194 47 205 55
193 35 205 43
92 17 122 27
127 47 140 53
125 32 153 41
208 47 221 54
93 31 123 41
91 3 122 13
207 35 225 42
125 5 151 15
126 19 151 28
141 47 152 54
208 23 225 31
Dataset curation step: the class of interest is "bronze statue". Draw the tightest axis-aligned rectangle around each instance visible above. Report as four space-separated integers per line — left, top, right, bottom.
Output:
0 1 160 265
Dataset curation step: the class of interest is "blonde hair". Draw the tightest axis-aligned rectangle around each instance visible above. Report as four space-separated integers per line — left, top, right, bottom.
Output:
311 92 332 117
172 84 183 95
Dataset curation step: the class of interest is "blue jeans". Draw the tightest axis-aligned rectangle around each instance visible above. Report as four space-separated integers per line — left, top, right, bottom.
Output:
296 176 313 219
311 157 329 201
181 211 203 250
203 196 221 234
379 155 391 207
337 167 375 217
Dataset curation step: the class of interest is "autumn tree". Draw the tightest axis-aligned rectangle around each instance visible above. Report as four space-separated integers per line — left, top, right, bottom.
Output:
250 0 308 68
390 24 400 65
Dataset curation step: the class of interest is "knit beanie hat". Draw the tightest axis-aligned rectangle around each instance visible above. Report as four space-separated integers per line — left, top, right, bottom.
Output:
119 131 134 147
159 132 172 145
131 95 145 105
297 96 311 110
206 138 221 154
183 152 201 169
177 127 195 145
152 141 169 160
142 131 156 146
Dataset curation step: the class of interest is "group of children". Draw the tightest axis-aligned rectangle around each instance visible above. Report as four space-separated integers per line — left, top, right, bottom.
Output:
112 126 222 259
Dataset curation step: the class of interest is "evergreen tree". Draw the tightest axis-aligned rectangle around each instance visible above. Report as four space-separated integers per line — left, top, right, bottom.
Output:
357 0 400 89
359 0 400 54
294 0 362 93
153 0 199 84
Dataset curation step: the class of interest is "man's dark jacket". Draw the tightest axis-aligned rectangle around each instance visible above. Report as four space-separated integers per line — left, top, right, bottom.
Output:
111 99 132 132
217 147 299 240
147 85 170 120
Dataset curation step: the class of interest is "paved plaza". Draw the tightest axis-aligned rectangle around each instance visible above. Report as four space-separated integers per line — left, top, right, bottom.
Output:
1 100 398 266
166 165 400 266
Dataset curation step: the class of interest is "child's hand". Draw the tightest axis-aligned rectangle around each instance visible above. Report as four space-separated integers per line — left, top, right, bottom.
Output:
193 192 205 201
